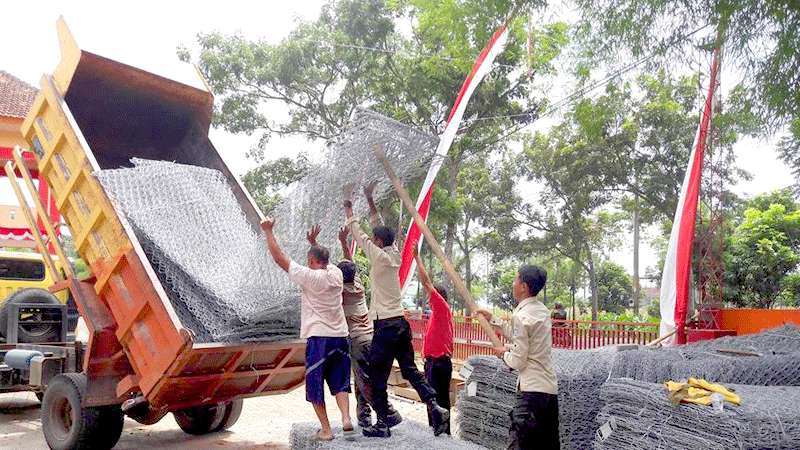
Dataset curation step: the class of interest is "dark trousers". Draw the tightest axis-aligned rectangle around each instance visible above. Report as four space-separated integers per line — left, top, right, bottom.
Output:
508 391 560 450
350 335 373 421
424 355 452 435
369 317 437 419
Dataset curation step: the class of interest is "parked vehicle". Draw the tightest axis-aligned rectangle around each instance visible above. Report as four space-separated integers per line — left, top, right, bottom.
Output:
0 18 305 450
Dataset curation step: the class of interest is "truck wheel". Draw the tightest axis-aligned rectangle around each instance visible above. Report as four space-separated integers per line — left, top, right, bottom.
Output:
0 288 61 343
41 373 124 450
213 399 243 432
173 403 226 435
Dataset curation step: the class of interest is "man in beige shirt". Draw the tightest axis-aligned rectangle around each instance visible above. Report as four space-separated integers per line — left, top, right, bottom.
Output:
343 194 449 438
478 265 559 450
322 225 401 429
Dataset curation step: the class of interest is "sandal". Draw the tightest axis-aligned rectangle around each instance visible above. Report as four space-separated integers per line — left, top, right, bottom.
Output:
343 425 357 441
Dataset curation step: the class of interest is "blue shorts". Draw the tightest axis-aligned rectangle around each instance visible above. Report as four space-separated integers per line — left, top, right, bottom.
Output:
305 336 351 404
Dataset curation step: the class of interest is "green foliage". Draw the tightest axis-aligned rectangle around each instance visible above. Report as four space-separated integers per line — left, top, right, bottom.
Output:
723 193 800 308
73 259 91 280
352 251 371 301
485 262 517 311
596 261 632 313
646 297 660 319
777 120 800 191
776 273 800 308
241 154 310 214
575 0 799 126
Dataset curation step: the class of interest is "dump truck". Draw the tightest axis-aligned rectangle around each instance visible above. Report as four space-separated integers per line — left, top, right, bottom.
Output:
0 18 306 449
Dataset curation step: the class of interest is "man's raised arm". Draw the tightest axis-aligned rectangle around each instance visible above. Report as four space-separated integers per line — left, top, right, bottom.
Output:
413 250 434 295
338 227 352 261
261 217 290 272
344 195 371 255
364 180 383 227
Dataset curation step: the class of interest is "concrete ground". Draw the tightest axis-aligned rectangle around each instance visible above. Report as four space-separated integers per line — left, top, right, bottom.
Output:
0 387 444 449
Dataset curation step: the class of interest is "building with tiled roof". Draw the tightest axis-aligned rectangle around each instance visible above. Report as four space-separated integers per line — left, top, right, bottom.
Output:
0 70 41 247
1 70 37 148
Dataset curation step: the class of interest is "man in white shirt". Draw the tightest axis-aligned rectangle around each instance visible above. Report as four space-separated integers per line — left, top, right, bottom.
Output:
261 217 354 442
478 265 559 450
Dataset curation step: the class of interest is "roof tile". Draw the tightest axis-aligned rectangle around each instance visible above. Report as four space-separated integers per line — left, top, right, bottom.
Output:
0 70 37 119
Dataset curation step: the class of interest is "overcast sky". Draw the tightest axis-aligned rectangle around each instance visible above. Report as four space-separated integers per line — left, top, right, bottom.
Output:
1 0 796 282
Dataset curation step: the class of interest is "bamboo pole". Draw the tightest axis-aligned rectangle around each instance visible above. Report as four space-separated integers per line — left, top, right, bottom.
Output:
372 146 503 348
646 312 699 347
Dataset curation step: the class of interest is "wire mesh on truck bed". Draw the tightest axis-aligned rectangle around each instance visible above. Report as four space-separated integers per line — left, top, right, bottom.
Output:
94 108 438 343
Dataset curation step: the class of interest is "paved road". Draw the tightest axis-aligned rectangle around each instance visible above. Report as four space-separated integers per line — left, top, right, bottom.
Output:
0 387 433 449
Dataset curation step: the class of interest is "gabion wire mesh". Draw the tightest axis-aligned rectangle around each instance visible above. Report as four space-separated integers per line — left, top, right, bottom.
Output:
271 107 440 264
94 108 438 343
595 379 800 450
96 159 300 342
610 325 800 385
456 326 800 450
457 350 618 450
290 420 488 449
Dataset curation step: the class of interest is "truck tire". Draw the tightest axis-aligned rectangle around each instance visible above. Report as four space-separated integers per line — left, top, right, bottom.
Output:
0 288 62 343
213 399 243 432
173 402 227 435
41 373 124 450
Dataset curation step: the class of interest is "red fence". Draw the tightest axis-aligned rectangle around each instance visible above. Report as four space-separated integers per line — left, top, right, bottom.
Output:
405 312 659 361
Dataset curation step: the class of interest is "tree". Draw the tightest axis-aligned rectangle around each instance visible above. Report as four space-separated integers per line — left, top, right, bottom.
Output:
514 83 631 320
485 262 518 311
575 0 799 179
241 154 310 214
723 192 800 308
575 0 798 127
185 0 570 295
777 119 800 191
620 71 755 313
596 261 633 313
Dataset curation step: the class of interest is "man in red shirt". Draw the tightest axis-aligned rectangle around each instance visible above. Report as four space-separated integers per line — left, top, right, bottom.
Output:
413 250 454 435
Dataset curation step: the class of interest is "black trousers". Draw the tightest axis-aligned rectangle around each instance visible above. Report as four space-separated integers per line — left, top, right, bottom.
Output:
369 317 437 419
350 334 398 422
508 391 560 450
424 355 452 434
350 335 373 421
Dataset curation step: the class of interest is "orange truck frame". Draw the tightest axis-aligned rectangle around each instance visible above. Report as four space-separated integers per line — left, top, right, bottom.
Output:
2 18 306 449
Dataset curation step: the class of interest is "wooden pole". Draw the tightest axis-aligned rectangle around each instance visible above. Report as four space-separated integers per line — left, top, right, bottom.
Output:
372 146 503 348
646 311 699 347
4 162 62 281
12 146 74 279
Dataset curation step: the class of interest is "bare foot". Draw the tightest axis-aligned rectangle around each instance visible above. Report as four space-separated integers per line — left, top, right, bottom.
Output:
314 429 334 441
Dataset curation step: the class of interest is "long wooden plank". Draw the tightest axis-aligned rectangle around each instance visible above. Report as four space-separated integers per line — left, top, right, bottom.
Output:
3 162 61 280
372 146 503 348
12 146 74 279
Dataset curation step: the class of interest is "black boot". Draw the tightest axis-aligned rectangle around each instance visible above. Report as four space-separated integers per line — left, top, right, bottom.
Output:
357 409 372 428
357 402 372 428
362 418 391 438
386 408 403 428
427 400 450 437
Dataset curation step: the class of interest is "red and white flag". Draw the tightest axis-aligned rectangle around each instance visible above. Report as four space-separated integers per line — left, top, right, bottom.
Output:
659 49 720 345
398 24 511 290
